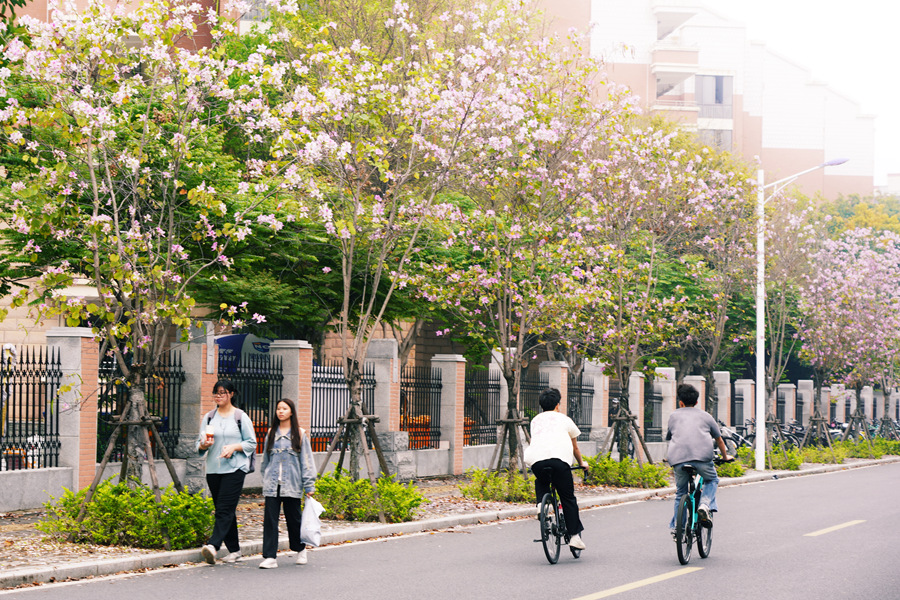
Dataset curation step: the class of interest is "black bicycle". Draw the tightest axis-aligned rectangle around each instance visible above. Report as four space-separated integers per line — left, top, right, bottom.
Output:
535 465 584 564
674 455 732 565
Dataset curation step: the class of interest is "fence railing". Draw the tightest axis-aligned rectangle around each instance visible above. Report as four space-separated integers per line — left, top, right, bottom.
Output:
644 391 663 442
795 396 804 424
218 353 283 453
464 369 500 446
567 372 593 441
310 362 375 452
731 389 744 432
98 350 185 462
520 370 549 422
0 346 62 471
776 389 786 424
400 366 442 450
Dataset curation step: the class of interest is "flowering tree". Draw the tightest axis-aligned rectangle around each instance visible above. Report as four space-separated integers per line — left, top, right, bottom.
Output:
561 122 748 460
410 23 619 472
0 0 283 486
798 228 900 441
240 0 575 475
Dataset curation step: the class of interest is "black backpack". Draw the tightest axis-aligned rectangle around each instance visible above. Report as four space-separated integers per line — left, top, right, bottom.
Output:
205 408 256 473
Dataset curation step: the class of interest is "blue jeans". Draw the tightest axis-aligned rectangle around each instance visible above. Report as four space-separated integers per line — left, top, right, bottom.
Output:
669 461 718 528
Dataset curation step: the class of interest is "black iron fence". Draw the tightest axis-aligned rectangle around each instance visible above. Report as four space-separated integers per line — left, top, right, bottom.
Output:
464 369 500 446
776 389 786 424
795 394 804 424
400 366 442 450
0 346 62 471
644 389 663 442
310 362 375 452
608 379 622 423
218 353 283 453
98 350 186 462
707 386 718 421
520 370 549 422
731 387 744 431
844 395 851 421
567 372 593 441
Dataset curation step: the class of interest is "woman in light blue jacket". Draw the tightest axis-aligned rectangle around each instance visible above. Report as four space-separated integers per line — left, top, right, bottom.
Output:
258 398 317 569
196 379 257 565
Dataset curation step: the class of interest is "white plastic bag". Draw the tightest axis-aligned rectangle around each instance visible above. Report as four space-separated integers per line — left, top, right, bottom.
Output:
300 497 325 547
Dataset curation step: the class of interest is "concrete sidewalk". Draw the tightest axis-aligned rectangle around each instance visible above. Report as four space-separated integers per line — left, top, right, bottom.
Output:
2 457 897 589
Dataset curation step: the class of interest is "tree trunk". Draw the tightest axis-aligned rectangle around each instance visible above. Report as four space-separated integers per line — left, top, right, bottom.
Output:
346 359 363 480
122 384 150 487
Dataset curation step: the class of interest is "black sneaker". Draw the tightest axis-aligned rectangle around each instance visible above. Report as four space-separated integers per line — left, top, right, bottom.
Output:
697 505 712 525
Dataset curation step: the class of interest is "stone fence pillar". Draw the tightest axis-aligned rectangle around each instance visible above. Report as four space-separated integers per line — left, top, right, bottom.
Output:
797 380 814 425
713 371 731 425
178 326 220 493
778 383 797 424
684 375 706 412
431 354 466 475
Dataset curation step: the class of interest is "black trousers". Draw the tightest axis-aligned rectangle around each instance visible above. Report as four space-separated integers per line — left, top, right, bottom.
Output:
262 488 305 559
531 458 583 536
206 470 246 553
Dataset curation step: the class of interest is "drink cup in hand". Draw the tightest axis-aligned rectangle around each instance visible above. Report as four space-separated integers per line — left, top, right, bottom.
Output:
205 425 215 444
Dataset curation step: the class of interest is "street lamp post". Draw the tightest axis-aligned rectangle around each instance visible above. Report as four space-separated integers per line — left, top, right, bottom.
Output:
755 158 849 471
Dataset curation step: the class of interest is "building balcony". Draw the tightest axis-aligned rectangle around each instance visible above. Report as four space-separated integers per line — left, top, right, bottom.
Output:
651 1 700 40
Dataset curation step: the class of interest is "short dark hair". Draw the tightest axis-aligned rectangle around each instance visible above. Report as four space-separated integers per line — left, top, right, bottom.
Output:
677 383 699 406
539 388 561 411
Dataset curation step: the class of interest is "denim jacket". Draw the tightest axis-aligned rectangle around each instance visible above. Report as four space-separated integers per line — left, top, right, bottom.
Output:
260 429 316 498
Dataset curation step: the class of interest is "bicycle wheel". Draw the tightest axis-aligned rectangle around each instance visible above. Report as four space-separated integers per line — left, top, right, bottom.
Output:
697 518 713 558
675 495 693 565
539 494 561 564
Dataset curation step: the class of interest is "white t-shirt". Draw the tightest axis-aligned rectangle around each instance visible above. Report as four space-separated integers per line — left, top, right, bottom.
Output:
524 410 581 467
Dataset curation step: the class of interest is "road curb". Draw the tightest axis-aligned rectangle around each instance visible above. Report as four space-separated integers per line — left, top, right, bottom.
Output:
3 456 898 589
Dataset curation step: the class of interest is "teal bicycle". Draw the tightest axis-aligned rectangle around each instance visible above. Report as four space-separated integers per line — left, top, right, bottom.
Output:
674 456 732 565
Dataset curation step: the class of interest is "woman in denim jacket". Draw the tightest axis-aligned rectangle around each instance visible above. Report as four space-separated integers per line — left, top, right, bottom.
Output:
258 398 317 569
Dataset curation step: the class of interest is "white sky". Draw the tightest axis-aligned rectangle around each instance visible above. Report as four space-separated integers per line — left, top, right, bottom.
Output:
714 1 898 187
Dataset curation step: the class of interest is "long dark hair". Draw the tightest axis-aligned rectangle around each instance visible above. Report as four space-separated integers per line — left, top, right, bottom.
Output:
265 398 302 453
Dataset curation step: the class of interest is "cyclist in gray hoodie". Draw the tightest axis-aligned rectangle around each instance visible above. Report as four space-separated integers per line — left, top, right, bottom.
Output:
666 383 731 533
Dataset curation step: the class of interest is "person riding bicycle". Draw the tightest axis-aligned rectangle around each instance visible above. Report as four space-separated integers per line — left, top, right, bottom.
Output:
666 383 731 534
524 388 587 550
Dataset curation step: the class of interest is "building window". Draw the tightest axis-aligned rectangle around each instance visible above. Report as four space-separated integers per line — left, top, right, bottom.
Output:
695 75 733 119
698 129 733 151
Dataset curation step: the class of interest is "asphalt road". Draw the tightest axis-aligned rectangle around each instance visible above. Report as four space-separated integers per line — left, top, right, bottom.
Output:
4 463 899 600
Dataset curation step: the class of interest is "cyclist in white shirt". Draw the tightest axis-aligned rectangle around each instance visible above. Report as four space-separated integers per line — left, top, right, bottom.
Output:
524 388 588 550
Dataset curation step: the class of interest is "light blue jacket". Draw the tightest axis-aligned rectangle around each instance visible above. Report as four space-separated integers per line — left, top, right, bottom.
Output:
195 409 257 474
260 430 317 498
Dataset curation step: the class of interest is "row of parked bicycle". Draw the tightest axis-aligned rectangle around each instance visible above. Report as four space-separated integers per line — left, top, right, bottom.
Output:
717 417 896 452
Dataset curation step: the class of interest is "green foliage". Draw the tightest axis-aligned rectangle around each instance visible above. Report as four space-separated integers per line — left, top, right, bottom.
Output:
872 438 900 455
800 444 847 464
735 445 803 470
36 479 213 549
833 439 884 459
458 468 536 503
315 472 425 523
583 454 671 489
715 460 746 478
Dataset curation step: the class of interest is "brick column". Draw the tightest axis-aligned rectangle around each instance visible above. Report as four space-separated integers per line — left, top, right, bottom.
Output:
47 327 99 491
735 379 755 428
431 354 466 475
629 371 645 438
367 339 400 432
861 385 875 420
538 361 568 413
584 361 606 431
270 340 314 432
797 380 814 425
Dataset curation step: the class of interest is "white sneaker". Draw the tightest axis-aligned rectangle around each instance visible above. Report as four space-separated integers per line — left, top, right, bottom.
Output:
259 558 278 569
569 533 586 550
200 544 217 565
222 550 241 563
698 505 712 525
295 549 308 565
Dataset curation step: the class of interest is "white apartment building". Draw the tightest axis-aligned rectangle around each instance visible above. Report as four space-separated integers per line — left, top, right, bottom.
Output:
540 0 875 198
